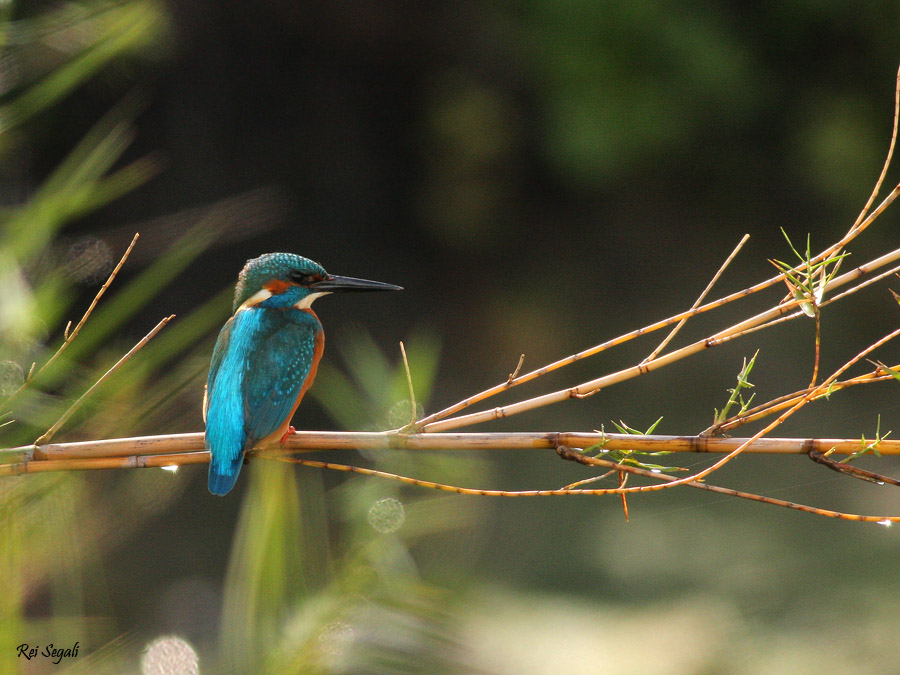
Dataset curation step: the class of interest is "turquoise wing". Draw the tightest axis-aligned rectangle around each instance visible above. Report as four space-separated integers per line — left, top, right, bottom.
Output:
241 310 319 444
205 307 319 495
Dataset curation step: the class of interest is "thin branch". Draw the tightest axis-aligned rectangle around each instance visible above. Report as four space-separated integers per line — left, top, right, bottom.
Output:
706 366 897 436
5 233 140 404
399 341 416 427
810 308 821 387
33 314 175 445
848 63 900 233
553 446 900 523
507 354 525 384
268 451 900 523
413 283 776 430
422 243 900 433
821 262 900 307
419 304 784 433
643 233 749 364
808 449 900 487
626 325 900 495
415 193 900 433
734 258 900 339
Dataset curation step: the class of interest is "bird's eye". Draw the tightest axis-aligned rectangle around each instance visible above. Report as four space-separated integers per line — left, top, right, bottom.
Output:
289 270 312 285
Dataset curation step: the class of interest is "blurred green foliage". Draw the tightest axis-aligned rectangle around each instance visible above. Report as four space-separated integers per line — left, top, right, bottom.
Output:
526 0 760 186
0 2 224 672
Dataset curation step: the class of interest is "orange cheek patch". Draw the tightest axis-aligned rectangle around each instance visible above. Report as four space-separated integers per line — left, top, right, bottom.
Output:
264 279 292 294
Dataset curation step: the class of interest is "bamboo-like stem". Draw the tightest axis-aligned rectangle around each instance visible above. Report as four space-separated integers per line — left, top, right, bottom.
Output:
9 437 899 523
731 259 900 340
7 432 900 523
821 262 900 307
817 245 900 302
422 243 900 433
643 233 749 364
413 295 761 429
415 199 900 433
33 314 175 444
17 432 205 461
0 451 208 474
419 303 780 433
7 430 900 476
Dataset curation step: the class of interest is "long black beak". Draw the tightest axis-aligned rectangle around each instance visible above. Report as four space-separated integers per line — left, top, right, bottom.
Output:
310 274 403 293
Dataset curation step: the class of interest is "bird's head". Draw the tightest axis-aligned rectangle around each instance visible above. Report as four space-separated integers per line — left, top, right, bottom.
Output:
233 252 402 312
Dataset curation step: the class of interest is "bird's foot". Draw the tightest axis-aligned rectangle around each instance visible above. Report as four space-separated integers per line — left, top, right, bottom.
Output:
280 426 296 445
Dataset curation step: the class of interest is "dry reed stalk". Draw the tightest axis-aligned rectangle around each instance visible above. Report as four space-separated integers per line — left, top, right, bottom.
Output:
6 429 900 477
34 314 175 445
3 232 140 404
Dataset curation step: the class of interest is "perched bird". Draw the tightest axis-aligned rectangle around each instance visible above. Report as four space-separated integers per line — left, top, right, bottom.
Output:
204 252 401 495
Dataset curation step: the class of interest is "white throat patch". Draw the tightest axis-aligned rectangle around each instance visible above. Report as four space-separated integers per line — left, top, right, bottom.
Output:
236 288 330 312
295 291 330 309
236 288 273 312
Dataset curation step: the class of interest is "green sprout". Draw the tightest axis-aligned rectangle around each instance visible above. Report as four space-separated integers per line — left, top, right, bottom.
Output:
713 350 758 425
610 417 664 437
771 229 848 317
581 418 683 473
841 414 892 463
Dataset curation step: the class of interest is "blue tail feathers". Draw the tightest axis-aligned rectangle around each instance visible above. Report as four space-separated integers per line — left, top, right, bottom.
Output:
208 452 245 495
204 314 252 496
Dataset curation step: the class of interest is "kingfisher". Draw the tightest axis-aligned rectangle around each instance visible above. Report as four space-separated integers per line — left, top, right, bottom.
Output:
204 252 402 495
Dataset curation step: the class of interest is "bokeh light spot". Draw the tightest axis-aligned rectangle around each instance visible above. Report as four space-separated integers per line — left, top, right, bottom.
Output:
63 236 113 285
0 360 24 396
141 636 198 675
318 621 355 658
388 399 424 428
367 497 405 533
